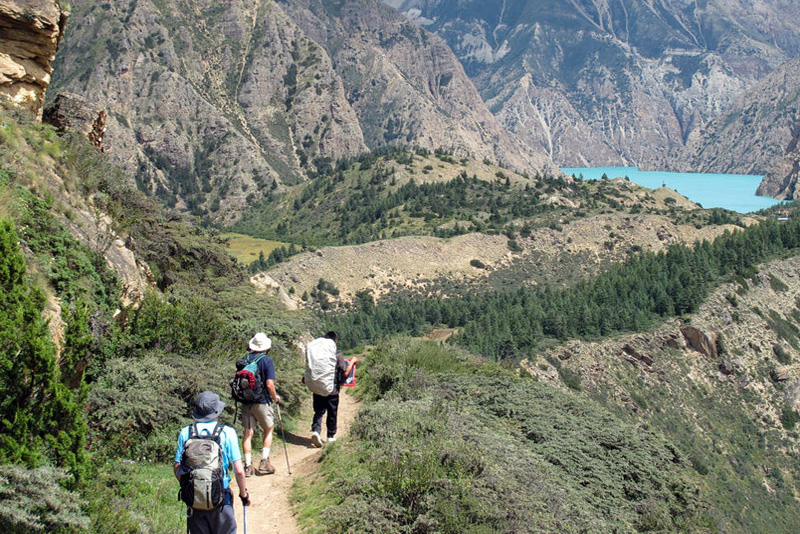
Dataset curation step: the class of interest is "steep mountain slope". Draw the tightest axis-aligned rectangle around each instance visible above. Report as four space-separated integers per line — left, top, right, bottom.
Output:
759 129 800 201
675 56 800 200
383 0 800 170
49 0 553 224
274 0 554 172
537 254 800 532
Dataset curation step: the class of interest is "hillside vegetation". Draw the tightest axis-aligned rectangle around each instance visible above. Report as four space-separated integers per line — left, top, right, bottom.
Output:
0 105 312 533
231 147 741 249
296 339 711 533
3 99 800 534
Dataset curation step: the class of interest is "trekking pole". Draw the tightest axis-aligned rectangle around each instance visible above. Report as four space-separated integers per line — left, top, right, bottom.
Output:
276 403 291 475
243 498 247 534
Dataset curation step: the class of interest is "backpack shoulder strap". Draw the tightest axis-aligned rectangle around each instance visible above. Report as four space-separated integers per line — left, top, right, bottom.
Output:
210 422 224 441
188 424 198 439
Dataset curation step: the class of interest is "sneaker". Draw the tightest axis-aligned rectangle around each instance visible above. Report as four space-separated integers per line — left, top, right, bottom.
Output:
311 431 323 448
244 464 254 477
256 458 275 475
326 436 336 443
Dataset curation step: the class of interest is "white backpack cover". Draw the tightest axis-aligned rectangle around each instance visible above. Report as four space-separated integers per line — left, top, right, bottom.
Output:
304 337 338 396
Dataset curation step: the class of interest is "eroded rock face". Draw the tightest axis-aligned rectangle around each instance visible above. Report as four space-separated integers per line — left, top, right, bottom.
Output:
0 0 67 117
681 325 719 359
382 0 800 169
43 91 106 151
50 0 554 224
757 117 800 201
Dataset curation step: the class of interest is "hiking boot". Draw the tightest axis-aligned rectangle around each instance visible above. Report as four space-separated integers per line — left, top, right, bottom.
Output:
326 436 336 443
244 464 254 477
311 431 323 448
256 458 275 475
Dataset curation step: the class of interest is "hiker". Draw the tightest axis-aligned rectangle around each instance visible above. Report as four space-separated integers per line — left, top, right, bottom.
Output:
240 332 280 475
174 391 250 534
305 331 357 447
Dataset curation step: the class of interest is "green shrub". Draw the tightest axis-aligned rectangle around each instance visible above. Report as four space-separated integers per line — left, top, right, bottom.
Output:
769 274 790 292
766 310 800 350
558 366 583 391
88 352 191 461
773 344 792 365
0 220 89 480
0 465 89 533
780 406 800 430
301 340 705 533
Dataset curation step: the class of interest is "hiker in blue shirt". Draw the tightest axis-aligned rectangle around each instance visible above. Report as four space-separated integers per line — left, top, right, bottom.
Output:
241 332 281 475
174 391 250 534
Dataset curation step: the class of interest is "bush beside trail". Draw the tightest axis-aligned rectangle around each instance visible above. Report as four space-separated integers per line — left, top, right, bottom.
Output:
294 339 712 534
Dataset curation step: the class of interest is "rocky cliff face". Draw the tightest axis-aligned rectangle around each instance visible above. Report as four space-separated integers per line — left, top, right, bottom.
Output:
0 0 67 117
669 56 800 200
383 0 800 170
276 0 553 173
758 130 800 201
51 0 369 224
50 0 553 224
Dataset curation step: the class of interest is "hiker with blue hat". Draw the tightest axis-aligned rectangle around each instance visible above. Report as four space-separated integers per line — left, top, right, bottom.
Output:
174 391 250 534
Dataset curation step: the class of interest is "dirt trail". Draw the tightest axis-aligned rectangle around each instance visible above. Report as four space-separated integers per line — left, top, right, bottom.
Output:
231 392 360 533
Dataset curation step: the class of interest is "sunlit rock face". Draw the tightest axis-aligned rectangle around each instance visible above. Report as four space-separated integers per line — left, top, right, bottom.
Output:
0 0 68 117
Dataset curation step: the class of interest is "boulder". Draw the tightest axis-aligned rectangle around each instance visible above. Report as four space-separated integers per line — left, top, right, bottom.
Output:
770 367 791 382
681 325 718 359
719 359 736 375
622 344 654 366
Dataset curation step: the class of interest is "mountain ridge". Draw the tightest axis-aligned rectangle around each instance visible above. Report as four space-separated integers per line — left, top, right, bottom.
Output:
49 0 555 225
381 0 800 177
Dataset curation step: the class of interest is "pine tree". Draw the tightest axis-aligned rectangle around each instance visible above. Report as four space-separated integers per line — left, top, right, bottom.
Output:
0 219 88 483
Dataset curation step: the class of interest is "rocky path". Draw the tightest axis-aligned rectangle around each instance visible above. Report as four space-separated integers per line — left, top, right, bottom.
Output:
230 392 359 534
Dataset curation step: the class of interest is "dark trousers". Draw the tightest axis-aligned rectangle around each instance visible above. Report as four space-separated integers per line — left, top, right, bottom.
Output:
312 393 340 438
187 490 235 534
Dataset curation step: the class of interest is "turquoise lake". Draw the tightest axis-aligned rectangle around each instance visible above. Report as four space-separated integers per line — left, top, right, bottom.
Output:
561 166 784 214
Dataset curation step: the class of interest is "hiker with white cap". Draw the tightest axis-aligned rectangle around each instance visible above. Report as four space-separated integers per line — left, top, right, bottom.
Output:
239 332 280 476
174 390 250 534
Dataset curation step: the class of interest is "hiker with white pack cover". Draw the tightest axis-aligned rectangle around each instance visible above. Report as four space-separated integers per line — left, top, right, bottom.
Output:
304 331 357 447
174 391 250 534
232 332 280 476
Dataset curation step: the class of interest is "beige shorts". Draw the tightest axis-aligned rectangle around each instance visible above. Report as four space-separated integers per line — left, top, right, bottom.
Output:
242 402 274 430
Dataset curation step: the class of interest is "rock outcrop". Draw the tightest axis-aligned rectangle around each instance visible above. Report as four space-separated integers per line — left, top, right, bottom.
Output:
674 57 800 199
757 118 800 201
0 0 67 117
43 91 106 151
681 325 718 359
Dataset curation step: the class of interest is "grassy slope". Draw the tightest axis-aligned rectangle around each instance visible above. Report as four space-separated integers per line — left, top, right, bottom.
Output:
220 232 287 265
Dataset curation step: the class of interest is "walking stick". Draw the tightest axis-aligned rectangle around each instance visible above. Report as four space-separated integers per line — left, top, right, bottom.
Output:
276 403 292 475
243 498 247 534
